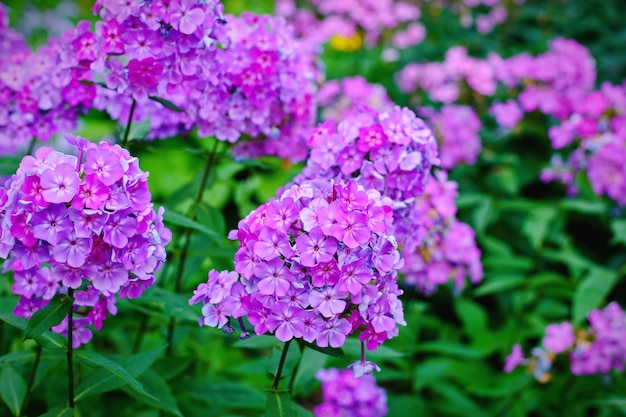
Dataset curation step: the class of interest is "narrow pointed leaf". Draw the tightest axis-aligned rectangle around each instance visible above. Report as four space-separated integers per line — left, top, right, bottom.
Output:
0 365 27 417
163 209 221 241
266 390 296 417
122 369 183 417
24 294 73 341
0 302 66 350
75 350 157 402
149 95 186 113
37 405 74 417
74 347 164 401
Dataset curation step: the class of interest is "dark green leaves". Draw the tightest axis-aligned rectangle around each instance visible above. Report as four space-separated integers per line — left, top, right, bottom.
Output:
0 365 27 417
148 96 186 113
24 294 73 341
266 390 296 417
572 267 617 325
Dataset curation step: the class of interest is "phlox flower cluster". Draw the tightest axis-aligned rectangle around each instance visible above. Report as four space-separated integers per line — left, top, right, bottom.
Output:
314 368 388 417
0 4 91 155
396 46 498 103
191 179 406 352
504 302 626 379
56 0 225 138
85 6 319 161
420 105 482 169
541 82 626 205
0 134 172 347
317 76 393 121
400 172 483 295
312 80 483 292
293 107 439 254
275 0 423 48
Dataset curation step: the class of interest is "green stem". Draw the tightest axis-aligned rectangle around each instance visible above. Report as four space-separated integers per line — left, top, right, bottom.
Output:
21 344 43 413
121 99 137 148
132 314 149 354
67 289 75 409
272 340 292 391
26 138 37 156
166 140 221 356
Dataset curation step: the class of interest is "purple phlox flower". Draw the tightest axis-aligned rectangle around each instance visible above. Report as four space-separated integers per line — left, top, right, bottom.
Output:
255 258 294 297
14 296 47 319
309 285 348 318
93 257 128 293
53 263 98 289
357 123 387 152
330 208 370 249
339 181 369 211
349 341 382 378
84 147 125 186
31 203 71 245
266 302 306 342
337 258 372 296
542 321 576 354
20 176 49 208
69 208 108 238
12 241 50 270
53 229 92 268
504 344 526 373
170 0 205 35
207 269 239 304
367 300 397 333
336 146 364 176
311 260 340 288
300 197 329 232
71 173 110 210
253 227 293 260
127 57 164 88
12 269 44 298
40 163 80 204
265 197 298 232
296 227 338 267
316 317 351 348
102 210 138 248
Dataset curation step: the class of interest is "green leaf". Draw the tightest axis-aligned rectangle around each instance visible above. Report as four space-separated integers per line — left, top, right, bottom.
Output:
183 379 266 410
0 301 67 350
0 351 36 368
0 365 27 417
132 287 198 322
611 219 626 245
572 267 617 325
163 209 221 241
74 346 165 401
415 341 487 359
235 335 280 349
414 358 453 391
0 156 23 177
342 338 404 360
266 390 296 417
75 350 157 402
474 274 526 296
297 340 345 359
148 96 186 113
291 348 328 396
126 118 152 143
37 405 74 417
122 369 182 417
24 294 73 341
560 199 607 214
454 299 488 338
521 206 556 249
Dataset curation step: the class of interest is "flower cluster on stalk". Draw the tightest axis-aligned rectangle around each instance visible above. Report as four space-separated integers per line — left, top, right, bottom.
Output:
0 134 171 347
0 3 91 155
505 302 626 380
400 171 483 295
293 106 439 253
191 179 406 351
314 367 388 417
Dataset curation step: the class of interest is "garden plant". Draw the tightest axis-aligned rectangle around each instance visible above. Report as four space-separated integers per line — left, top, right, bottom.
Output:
1 0 626 416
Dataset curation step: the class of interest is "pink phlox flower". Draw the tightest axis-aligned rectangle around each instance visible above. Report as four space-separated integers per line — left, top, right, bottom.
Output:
71 174 110 210
53 229 92 268
296 227 338 267
310 260 340 287
266 302 305 342
102 210 138 248
357 123 387 152
316 317 351 348
265 197 298 232
170 0 205 35
207 270 239 304
127 57 164 88
331 208 371 249
253 227 293 260
542 321 575 354
40 163 80 204
31 203 72 245
84 147 125 186
255 257 294 297
309 285 347 318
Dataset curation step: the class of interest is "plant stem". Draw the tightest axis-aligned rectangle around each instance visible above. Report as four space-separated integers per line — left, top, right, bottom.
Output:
26 138 37 156
132 314 149 354
67 289 75 409
272 340 292 391
121 99 137 148
166 139 221 356
21 344 43 413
